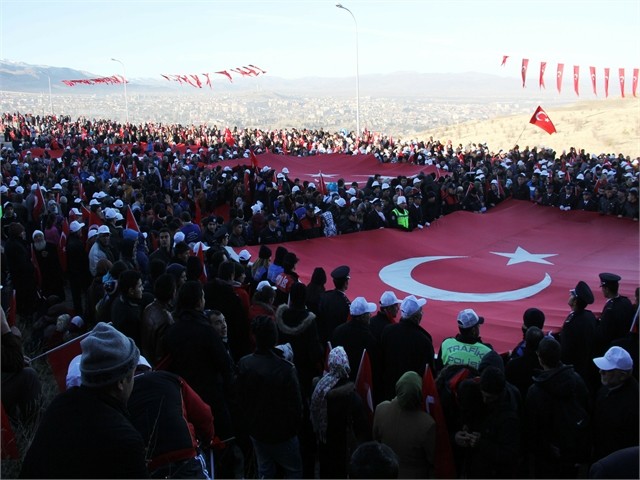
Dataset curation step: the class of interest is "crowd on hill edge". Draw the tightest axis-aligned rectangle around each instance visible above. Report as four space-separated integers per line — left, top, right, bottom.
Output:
1 112 639 479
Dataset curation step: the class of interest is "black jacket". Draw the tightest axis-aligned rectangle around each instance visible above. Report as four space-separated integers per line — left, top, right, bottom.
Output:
20 387 148 479
236 349 302 443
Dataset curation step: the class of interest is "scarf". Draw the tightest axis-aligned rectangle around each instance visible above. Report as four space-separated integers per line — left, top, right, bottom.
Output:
310 346 350 443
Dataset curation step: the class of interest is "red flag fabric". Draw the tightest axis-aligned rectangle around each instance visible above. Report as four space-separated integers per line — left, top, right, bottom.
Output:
318 172 328 196
224 128 235 147
573 65 580 96
194 199 202 227
619 68 626 98
1 403 19 459
243 171 252 204
604 67 610 98
32 185 45 223
44 335 86 392
193 242 208 284
590 66 597 96
423 365 456 478
521 58 529 87
126 206 140 232
231 200 638 354
58 232 67 273
60 218 70 236
354 349 374 425
131 160 138 178
556 63 564 93
633 68 639 98
89 210 103 228
214 152 442 187
109 161 116 176
539 61 546 89
250 149 260 169
501 55 509 66
529 106 557 135
7 290 17 327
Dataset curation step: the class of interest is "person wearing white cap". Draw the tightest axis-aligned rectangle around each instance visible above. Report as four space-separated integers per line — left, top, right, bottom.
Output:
437 309 492 371
370 291 402 342
331 296 380 390
66 218 91 316
591 346 638 462
390 196 411 231
89 225 115 277
379 295 434 401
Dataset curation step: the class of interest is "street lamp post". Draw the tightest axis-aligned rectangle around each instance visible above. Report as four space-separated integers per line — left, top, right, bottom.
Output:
111 57 129 123
336 3 360 138
47 75 53 115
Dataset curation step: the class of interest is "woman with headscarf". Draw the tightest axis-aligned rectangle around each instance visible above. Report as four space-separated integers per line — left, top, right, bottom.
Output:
373 371 436 478
310 346 370 478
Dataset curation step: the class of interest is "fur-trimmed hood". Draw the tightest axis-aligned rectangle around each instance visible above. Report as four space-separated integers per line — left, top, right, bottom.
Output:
276 303 316 336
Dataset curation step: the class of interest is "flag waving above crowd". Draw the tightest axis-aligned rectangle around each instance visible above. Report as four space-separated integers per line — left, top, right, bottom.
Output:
160 65 267 89
61 75 126 87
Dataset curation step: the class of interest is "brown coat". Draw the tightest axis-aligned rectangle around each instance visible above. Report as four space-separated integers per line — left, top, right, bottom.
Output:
373 398 436 479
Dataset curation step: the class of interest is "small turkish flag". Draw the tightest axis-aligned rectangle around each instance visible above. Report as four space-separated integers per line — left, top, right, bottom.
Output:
529 106 557 135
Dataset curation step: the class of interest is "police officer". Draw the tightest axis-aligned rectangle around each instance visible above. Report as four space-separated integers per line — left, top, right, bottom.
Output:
596 273 635 355
389 196 411 231
317 265 351 343
438 308 493 371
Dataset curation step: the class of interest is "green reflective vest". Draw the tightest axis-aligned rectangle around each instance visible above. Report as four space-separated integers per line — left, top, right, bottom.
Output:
440 337 492 370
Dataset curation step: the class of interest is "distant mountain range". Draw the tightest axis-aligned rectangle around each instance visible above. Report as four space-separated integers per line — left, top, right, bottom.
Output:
0 59 566 102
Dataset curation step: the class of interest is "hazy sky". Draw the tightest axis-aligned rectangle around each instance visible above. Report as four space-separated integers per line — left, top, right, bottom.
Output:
1 0 638 81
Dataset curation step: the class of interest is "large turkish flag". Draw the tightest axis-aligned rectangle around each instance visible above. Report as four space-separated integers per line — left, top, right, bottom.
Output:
238 200 639 353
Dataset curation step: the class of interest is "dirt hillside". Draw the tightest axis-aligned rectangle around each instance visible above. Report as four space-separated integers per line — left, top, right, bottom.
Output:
422 98 640 158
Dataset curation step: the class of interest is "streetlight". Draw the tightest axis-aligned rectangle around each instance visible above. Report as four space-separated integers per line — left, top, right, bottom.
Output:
47 75 53 115
111 57 129 123
336 3 360 138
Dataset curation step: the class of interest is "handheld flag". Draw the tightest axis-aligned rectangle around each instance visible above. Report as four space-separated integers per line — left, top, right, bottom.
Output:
423 365 456 478
354 349 374 425
529 106 557 135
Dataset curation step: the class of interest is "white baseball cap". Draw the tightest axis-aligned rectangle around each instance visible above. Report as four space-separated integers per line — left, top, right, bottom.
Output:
400 295 427 316
256 280 276 292
593 346 633 371
380 291 402 308
69 220 85 233
350 297 377 316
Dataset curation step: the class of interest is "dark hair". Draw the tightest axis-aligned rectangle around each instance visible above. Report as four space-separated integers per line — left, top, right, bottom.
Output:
524 326 544 353
217 260 235 281
310 267 327 286
118 270 141 296
180 211 192 222
480 366 505 395
252 315 278 350
523 307 545 329
253 285 275 304
173 242 189 255
153 273 176 303
186 256 203 281
273 246 288 266
109 260 130 280
283 282 303 309
348 441 399 479
148 258 167 281
537 336 562 368
175 281 204 312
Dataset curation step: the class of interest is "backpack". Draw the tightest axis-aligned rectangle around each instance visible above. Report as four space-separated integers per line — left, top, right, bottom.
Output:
550 391 591 464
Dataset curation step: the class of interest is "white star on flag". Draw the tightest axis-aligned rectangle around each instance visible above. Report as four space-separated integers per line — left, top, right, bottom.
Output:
490 246 557 266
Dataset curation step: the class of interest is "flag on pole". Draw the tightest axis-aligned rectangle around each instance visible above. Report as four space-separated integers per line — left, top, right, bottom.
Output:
604 67 610 98
633 68 639 98
126 206 140 232
318 172 328 196
590 66 597 96
354 349 374 426
556 63 564 93
539 61 547 89
619 68 626 98
501 55 509 66
32 185 46 222
250 149 260 169
529 106 557 135
573 65 580 96
422 365 456 479
521 58 529 87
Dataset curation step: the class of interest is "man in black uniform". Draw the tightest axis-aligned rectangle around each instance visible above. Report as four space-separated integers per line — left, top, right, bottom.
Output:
317 265 351 343
596 272 634 355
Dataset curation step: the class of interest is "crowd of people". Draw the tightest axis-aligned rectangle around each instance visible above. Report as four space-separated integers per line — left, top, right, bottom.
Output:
1 111 639 479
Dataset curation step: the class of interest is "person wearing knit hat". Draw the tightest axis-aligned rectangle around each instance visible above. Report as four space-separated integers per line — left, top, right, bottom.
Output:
19 322 148 478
